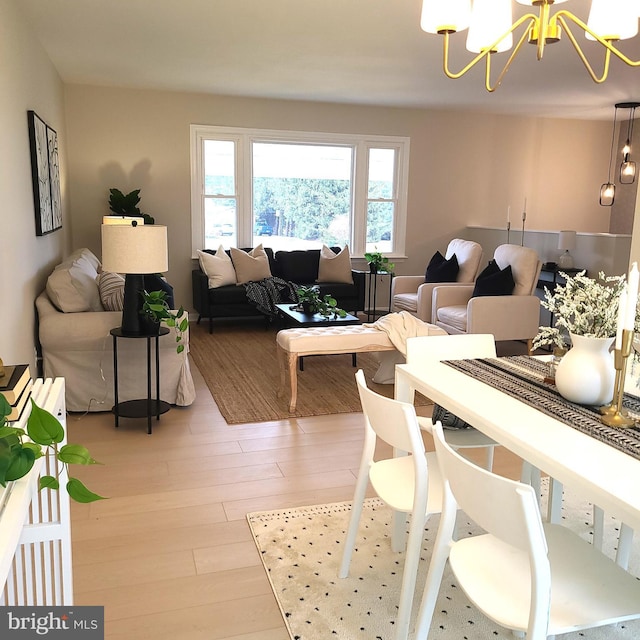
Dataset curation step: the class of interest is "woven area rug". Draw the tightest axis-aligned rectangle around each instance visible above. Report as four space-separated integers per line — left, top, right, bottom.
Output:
247 484 640 640
189 322 430 424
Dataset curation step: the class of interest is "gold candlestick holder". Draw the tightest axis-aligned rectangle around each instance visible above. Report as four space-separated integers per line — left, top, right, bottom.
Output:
601 329 635 428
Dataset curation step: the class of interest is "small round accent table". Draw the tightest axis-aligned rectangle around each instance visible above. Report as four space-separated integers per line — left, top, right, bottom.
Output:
110 327 171 434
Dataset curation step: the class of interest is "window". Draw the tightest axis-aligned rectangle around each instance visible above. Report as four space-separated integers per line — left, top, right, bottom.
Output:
190 125 409 258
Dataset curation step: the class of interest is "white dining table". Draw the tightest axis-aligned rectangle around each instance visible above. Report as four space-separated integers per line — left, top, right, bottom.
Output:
394 358 640 532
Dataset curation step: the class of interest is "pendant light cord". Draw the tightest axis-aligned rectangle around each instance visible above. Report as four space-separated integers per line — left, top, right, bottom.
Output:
628 107 636 159
608 107 618 183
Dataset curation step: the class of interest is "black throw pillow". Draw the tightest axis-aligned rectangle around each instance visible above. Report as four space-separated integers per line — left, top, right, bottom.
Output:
472 260 515 297
143 274 175 308
425 251 459 283
432 404 472 430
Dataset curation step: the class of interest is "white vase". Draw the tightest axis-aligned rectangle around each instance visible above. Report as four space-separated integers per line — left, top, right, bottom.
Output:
554 333 615 406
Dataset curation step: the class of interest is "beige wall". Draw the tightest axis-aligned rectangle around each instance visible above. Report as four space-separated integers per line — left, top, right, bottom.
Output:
0 0 68 367
64 84 614 313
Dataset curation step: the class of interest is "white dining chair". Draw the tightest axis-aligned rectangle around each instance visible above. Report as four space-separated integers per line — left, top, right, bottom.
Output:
405 333 498 470
339 369 444 640
414 421 640 640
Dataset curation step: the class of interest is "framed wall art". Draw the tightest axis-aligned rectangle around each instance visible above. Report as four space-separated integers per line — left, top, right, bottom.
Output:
27 110 62 236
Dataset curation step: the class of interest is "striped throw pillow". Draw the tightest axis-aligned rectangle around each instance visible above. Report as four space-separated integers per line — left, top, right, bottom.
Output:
98 271 125 311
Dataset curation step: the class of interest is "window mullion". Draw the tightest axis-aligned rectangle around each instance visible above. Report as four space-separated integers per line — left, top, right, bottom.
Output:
352 141 368 257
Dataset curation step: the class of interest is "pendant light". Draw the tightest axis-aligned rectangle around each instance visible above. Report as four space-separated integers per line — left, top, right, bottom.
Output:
600 106 618 207
619 104 638 184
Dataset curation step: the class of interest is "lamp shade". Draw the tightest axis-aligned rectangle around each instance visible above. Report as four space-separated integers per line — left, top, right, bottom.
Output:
420 0 471 34
558 230 577 252
101 224 168 274
587 0 638 41
466 0 512 53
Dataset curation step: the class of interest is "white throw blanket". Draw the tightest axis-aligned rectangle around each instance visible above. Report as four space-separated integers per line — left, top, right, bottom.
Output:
364 310 440 355
364 311 445 383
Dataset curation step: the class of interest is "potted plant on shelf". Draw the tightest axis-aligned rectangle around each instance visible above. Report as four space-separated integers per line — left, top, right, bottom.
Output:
0 395 104 503
295 285 347 319
140 289 189 353
108 188 155 224
364 249 394 274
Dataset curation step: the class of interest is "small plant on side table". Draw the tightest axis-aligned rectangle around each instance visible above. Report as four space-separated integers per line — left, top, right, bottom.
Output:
364 250 394 274
295 285 347 319
141 289 189 353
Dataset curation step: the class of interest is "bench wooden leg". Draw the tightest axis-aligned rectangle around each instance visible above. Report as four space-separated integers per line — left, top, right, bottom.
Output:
277 344 287 400
287 352 299 413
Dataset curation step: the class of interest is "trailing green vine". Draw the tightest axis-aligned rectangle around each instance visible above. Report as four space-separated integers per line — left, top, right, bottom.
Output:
0 394 105 503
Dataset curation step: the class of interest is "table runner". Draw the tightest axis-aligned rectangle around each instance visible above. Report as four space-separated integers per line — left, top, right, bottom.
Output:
443 355 640 462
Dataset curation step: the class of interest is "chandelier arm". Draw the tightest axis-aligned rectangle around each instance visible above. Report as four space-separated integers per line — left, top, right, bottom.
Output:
556 10 640 68
485 28 535 93
441 14 537 81
556 15 611 84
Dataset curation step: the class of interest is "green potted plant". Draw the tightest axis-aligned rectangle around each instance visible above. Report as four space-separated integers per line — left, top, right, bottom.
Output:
364 249 394 274
295 285 347 319
0 395 104 503
108 188 155 225
141 289 189 353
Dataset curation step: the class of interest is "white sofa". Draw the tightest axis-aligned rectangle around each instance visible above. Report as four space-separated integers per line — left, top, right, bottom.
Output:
36 248 196 412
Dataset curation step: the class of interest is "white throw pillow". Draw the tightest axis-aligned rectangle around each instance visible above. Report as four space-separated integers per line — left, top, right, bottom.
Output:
97 271 125 311
46 253 102 312
198 247 237 288
317 245 353 284
230 245 272 285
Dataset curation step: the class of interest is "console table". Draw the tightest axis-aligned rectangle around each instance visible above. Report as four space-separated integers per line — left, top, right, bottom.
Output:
111 327 171 434
537 265 586 328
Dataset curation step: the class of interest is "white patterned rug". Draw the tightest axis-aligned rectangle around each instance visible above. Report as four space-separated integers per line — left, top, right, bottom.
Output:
247 486 640 639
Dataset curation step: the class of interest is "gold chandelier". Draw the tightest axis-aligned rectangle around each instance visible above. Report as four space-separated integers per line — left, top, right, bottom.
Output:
421 0 640 92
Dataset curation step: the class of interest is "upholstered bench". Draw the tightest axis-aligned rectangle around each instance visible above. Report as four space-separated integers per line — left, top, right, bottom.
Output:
276 323 446 412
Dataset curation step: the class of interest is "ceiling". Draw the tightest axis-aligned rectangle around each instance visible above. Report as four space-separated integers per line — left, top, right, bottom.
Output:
18 0 640 120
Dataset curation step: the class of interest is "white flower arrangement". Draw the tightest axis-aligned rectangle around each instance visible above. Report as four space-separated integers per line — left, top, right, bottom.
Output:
532 270 626 351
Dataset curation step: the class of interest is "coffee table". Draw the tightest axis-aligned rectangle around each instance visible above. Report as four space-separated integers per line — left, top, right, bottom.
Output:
274 303 361 371
274 303 361 328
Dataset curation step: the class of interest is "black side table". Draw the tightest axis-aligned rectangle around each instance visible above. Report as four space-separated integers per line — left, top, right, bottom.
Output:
537 266 586 328
110 327 171 434
362 270 394 322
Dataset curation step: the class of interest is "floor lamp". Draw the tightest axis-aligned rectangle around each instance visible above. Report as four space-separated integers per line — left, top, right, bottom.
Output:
101 220 168 336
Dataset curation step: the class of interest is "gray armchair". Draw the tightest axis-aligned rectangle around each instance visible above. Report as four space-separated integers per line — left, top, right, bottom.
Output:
391 239 483 323
432 244 542 353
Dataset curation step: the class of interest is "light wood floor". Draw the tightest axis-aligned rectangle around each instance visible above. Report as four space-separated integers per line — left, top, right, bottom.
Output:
67 354 524 640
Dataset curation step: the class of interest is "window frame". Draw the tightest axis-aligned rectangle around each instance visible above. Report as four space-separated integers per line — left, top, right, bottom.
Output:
190 125 410 258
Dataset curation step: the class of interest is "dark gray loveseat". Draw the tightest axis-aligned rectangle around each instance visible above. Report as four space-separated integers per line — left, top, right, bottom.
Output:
192 247 366 332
